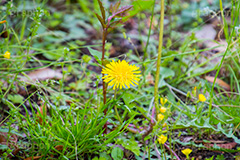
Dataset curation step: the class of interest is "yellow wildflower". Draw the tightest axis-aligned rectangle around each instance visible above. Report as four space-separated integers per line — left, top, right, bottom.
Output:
3 51 11 59
160 107 167 113
181 148 192 157
198 94 206 102
160 97 167 105
194 86 197 91
0 20 6 24
163 122 167 127
101 60 141 90
158 134 167 144
157 114 164 121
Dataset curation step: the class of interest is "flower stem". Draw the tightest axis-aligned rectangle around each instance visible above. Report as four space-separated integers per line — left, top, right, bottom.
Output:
114 89 122 124
154 0 165 115
102 28 108 134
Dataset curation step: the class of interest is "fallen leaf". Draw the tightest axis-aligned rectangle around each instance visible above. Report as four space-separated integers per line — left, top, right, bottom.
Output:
205 76 231 91
36 103 47 125
55 145 63 151
204 141 237 150
182 136 193 143
195 24 216 41
20 68 63 81
205 40 228 54
146 73 154 85
24 156 43 160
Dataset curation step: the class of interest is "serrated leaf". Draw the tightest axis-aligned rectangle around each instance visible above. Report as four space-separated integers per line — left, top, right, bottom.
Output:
95 12 106 28
97 0 106 20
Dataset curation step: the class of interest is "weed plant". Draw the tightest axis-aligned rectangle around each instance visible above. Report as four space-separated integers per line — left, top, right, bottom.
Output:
0 0 239 159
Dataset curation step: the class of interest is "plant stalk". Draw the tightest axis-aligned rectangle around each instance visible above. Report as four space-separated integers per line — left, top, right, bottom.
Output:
154 0 165 115
102 28 108 134
102 29 107 106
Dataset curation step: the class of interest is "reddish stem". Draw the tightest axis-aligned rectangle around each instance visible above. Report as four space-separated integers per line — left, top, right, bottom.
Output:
102 28 108 133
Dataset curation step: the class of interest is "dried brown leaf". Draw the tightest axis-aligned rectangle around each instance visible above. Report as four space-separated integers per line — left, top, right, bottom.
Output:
24 156 43 160
205 76 231 91
36 103 47 125
20 68 63 81
195 24 216 41
55 145 63 151
204 141 237 150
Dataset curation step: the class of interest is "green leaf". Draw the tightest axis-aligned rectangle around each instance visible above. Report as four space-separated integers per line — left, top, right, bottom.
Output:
160 67 175 79
111 147 123 160
99 152 112 160
88 47 102 64
92 157 99 160
0 144 8 150
7 94 24 104
122 92 135 105
122 139 140 156
99 152 111 160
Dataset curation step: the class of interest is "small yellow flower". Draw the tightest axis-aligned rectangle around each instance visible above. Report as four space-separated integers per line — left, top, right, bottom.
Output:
4 51 11 59
101 60 141 90
0 20 6 24
160 107 167 113
194 86 197 91
163 122 167 127
158 134 167 144
181 148 192 157
157 114 164 121
198 94 206 102
160 97 168 105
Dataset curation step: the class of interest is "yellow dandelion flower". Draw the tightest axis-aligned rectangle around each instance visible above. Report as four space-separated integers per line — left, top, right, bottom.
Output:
101 60 141 90
160 107 167 113
198 94 206 102
160 97 168 105
181 148 192 157
0 20 6 24
157 114 164 121
4 51 11 59
158 134 167 144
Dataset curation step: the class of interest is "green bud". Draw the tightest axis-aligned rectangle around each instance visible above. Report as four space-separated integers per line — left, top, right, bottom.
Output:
82 55 91 63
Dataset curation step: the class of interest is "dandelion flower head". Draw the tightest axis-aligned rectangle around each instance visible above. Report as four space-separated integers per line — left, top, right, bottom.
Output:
4 51 11 59
181 148 192 157
160 107 167 113
198 94 206 102
102 60 141 90
157 114 164 121
158 134 167 144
